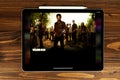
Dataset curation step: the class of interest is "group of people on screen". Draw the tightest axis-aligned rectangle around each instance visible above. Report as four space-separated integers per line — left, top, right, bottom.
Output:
30 14 96 49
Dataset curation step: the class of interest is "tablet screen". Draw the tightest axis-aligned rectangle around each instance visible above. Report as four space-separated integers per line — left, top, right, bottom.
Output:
22 9 103 71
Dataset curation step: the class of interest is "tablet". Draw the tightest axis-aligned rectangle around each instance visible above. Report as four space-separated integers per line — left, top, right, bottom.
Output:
22 9 103 71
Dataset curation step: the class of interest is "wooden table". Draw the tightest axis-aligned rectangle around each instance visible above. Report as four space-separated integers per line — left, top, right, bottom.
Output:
0 0 120 80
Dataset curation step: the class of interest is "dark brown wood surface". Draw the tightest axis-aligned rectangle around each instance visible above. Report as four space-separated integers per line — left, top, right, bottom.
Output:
0 0 120 80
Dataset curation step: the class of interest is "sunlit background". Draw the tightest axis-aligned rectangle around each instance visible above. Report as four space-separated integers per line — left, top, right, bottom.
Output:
47 13 91 28
34 13 91 28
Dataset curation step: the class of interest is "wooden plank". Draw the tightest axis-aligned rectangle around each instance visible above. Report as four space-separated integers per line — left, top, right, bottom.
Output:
0 63 119 80
0 0 119 79
0 1 119 14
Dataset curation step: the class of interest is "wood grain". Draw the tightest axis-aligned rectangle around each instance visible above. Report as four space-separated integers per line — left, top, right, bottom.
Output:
0 0 120 80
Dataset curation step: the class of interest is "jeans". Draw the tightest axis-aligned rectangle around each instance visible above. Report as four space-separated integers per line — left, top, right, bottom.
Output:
54 34 64 49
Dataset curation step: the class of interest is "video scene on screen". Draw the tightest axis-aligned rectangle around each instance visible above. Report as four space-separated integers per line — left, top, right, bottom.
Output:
25 13 96 52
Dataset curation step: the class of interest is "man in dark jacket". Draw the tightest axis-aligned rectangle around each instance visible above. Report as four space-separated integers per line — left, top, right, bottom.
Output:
72 20 77 44
38 20 44 48
54 14 66 49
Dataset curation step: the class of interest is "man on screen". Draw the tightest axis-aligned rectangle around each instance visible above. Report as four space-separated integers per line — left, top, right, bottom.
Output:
72 20 77 44
54 14 66 49
38 20 44 48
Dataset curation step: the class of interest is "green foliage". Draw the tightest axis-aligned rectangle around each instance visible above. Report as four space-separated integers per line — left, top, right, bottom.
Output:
86 13 95 27
30 13 49 26
86 18 93 27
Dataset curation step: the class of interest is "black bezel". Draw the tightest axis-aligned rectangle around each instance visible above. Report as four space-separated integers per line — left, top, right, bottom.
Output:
22 9 104 71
